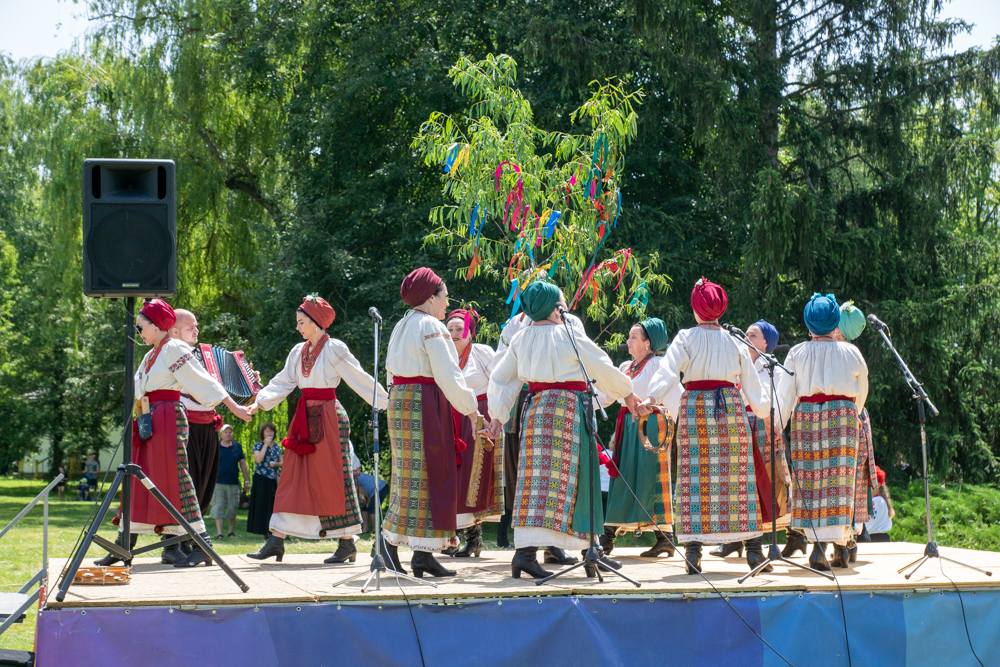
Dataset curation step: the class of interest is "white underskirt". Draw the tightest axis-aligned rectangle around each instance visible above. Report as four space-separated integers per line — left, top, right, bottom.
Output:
269 512 360 540
381 528 457 552
514 526 588 551
677 530 762 545
130 520 206 536
798 524 853 546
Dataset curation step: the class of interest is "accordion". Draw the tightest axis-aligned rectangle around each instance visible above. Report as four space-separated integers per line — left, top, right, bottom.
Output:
193 344 264 404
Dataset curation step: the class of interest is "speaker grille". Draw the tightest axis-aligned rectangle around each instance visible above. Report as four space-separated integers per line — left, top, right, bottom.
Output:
86 203 173 290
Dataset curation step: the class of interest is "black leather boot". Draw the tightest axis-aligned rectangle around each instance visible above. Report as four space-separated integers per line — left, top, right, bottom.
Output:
745 537 773 573
640 531 676 558
372 536 407 574
709 541 744 558
685 542 703 574
94 532 137 566
180 539 194 556
511 547 553 579
830 543 851 568
599 526 616 555
247 534 285 562
411 550 456 578
453 524 483 558
160 535 187 565
809 542 831 571
543 546 579 565
782 529 808 557
174 533 214 568
324 538 358 564
441 532 460 556
496 513 511 548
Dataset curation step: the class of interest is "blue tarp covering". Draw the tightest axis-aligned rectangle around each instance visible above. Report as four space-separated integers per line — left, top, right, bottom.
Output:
36 589 1000 666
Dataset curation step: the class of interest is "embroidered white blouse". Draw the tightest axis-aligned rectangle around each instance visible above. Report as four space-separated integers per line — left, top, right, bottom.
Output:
385 310 478 416
648 326 770 417
133 338 229 407
488 322 633 424
256 338 388 411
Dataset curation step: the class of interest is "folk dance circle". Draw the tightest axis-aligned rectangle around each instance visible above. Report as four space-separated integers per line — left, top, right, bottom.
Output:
99 271 876 580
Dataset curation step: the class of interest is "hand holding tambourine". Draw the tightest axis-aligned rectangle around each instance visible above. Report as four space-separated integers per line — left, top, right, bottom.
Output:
637 404 676 452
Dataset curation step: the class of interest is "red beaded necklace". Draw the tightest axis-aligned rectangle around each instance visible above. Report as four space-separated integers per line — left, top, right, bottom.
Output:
301 333 329 377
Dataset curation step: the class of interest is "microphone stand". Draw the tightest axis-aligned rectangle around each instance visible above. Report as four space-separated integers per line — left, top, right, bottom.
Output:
538 310 640 587
722 326 834 582
868 320 992 580
332 309 435 591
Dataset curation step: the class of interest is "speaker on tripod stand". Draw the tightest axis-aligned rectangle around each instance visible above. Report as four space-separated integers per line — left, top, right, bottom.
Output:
83 158 176 297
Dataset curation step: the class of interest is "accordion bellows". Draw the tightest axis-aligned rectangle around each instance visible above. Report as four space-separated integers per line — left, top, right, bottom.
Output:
194 344 264 404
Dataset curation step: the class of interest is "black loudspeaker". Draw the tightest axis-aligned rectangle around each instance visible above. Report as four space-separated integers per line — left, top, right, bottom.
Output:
83 158 176 297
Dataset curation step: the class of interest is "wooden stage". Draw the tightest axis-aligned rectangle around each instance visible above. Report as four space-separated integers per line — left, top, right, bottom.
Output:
48 541 999 608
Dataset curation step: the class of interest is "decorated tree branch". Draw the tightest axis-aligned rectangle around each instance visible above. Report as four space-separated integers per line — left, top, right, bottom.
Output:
412 54 669 347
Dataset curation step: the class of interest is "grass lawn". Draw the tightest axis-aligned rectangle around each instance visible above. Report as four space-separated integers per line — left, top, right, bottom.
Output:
2 476 998 653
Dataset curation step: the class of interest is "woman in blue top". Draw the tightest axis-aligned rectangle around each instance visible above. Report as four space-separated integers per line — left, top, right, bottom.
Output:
246 423 283 535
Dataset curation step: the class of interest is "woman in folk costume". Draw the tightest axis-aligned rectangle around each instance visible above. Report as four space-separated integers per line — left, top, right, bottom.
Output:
444 308 503 558
775 293 869 571
246 295 388 565
487 281 639 580
711 320 794 559
646 278 771 575
96 299 251 569
382 268 484 578
834 301 878 562
598 317 678 559
494 309 585 565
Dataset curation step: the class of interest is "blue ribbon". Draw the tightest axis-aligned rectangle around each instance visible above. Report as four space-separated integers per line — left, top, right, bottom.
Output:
543 210 561 239
442 144 460 174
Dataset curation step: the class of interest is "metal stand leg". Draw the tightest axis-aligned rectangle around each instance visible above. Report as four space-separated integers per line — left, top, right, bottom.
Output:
56 463 248 602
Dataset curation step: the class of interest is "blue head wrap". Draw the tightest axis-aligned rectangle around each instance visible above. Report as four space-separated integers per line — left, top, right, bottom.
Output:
751 319 780 353
803 293 841 335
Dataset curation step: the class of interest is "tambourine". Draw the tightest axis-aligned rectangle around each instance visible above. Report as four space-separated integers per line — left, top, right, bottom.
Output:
637 408 675 452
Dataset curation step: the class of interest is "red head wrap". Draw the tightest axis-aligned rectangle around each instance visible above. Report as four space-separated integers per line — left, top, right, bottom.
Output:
690 277 728 321
298 295 336 329
447 308 480 339
875 465 887 486
400 267 443 308
140 298 176 331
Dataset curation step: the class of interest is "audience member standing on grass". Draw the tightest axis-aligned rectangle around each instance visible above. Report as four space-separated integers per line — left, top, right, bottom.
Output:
247 423 283 535
213 424 250 539
83 453 99 493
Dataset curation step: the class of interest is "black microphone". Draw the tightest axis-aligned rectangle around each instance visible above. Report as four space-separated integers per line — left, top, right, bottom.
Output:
721 323 744 336
368 306 383 323
867 313 889 333
557 306 568 321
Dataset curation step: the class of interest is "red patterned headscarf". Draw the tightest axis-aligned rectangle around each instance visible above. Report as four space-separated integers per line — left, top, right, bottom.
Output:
400 267 443 307
298 295 336 329
447 308 480 339
140 298 176 331
690 277 728 321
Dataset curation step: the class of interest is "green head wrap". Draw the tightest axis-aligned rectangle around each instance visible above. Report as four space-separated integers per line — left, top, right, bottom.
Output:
520 280 561 322
639 317 669 354
839 301 866 341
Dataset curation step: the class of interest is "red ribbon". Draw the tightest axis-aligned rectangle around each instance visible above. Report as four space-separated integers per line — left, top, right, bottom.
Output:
800 393 853 403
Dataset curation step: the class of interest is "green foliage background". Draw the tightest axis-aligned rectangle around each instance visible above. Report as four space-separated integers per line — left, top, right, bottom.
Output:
0 0 998 492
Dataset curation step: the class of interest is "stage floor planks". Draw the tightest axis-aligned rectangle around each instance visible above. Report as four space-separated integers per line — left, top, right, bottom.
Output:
46 541 999 609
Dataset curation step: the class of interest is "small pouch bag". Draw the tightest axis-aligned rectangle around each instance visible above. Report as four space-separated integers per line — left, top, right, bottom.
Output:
306 403 325 444
137 397 154 441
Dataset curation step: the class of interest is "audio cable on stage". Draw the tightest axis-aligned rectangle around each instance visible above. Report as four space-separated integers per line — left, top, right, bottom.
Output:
593 428 796 666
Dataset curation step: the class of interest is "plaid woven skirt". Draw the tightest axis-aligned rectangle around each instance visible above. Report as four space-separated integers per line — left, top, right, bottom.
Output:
674 386 762 544
605 412 672 531
382 384 454 541
853 408 878 524
513 389 601 541
790 399 859 545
